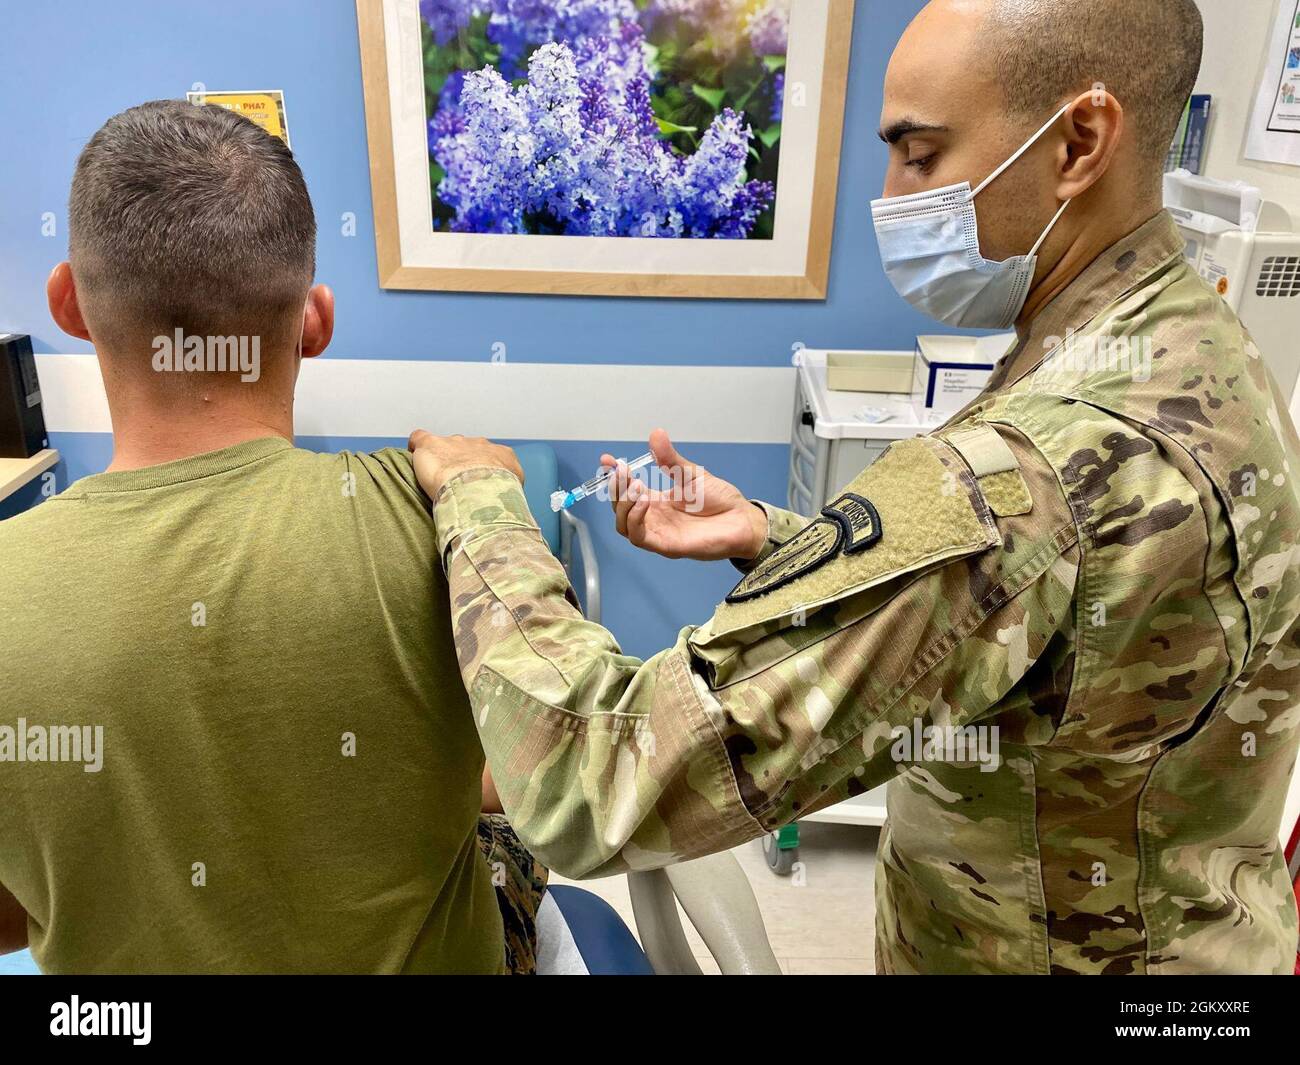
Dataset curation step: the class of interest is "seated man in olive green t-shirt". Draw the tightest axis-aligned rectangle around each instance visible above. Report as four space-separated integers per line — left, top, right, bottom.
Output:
0 100 534 973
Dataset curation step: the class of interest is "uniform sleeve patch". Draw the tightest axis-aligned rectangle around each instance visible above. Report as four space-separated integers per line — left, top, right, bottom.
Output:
823 493 883 553
707 437 1001 637
726 518 844 603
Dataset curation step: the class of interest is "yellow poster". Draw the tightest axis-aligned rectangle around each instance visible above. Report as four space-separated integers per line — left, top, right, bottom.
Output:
185 90 290 148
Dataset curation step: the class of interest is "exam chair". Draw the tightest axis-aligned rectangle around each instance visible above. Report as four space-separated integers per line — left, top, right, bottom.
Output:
515 444 782 975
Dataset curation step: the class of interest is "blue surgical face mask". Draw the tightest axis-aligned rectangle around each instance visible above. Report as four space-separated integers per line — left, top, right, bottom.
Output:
871 103 1073 330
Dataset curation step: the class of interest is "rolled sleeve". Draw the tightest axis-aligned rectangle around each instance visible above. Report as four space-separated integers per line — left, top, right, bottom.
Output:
432 467 537 562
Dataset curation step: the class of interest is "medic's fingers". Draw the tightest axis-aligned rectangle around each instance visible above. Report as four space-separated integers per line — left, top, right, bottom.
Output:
614 461 636 537
650 428 698 486
606 456 629 503
625 487 652 549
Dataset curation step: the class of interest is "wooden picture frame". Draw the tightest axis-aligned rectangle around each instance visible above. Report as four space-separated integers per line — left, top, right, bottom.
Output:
356 0 854 299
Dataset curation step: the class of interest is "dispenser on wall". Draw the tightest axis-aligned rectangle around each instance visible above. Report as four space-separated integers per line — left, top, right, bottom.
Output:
1165 169 1300 403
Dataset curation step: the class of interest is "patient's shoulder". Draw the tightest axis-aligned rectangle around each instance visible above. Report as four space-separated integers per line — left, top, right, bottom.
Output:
350 446 418 485
0 496 81 593
0 493 77 545
326 447 430 514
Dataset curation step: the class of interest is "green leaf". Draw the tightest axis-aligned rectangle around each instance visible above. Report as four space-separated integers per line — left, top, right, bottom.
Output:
763 55 787 73
656 118 698 135
691 84 727 111
758 124 782 149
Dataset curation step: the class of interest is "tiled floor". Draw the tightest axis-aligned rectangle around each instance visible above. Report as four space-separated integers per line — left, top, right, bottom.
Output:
551 822 881 975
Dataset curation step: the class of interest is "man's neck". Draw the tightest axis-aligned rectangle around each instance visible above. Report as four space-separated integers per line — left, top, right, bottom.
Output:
1017 199 1164 332
105 397 294 472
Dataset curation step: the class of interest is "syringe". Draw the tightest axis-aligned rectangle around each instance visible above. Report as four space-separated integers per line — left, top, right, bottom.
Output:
551 452 656 512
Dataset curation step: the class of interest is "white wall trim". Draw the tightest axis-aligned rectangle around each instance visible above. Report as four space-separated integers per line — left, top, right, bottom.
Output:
34 355 797 444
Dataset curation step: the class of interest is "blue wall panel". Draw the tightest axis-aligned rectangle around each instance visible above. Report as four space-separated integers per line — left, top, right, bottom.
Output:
0 0 935 658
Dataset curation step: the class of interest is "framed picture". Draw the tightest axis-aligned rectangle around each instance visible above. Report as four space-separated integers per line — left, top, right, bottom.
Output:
356 0 854 298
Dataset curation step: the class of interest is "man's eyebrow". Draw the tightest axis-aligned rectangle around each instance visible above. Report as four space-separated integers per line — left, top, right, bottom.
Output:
878 119 949 145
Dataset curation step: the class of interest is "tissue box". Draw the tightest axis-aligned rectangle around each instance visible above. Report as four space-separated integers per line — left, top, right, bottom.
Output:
912 334 1014 413
826 350 916 394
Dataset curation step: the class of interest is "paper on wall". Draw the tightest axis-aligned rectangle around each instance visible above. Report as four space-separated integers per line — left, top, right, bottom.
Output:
1246 0 1300 166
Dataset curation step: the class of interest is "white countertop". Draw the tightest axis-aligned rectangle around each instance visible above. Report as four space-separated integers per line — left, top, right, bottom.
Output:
0 450 59 503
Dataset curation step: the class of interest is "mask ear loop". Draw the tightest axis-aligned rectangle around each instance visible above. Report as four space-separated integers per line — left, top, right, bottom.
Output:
1029 198 1072 257
970 100 1073 200
971 101 1075 260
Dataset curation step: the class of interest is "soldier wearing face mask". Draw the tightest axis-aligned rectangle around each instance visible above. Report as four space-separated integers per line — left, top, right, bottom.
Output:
408 0 1300 975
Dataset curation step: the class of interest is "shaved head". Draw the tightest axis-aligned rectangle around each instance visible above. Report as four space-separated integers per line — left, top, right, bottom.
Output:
879 0 1195 323
983 0 1203 163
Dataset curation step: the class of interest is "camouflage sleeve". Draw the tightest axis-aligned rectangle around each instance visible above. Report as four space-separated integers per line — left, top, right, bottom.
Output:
735 501 810 572
432 429 1078 879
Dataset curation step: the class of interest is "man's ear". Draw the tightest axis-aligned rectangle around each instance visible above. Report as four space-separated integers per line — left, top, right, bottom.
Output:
1055 89 1125 201
47 262 92 342
301 283 334 359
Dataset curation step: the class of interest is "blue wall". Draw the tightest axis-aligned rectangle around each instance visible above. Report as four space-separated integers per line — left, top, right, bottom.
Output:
0 0 934 658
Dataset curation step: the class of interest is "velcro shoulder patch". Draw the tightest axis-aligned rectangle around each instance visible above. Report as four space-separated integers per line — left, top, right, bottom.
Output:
708 437 1001 636
942 423 1033 517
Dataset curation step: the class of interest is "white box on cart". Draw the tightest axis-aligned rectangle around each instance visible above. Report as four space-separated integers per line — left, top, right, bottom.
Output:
912 334 1015 414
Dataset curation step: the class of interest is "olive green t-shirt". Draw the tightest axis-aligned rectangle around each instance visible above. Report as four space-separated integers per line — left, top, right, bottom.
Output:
0 438 503 973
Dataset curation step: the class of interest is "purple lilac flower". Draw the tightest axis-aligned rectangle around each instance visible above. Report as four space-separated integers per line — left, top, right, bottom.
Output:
439 70 468 111
747 0 790 58
573 22 654 134
431 41 773 238
428 106 465 157
678 108 775 238
487 0 637 77
429 71 470 158
419 0 484 46
429 20 650 211
770 70 785 124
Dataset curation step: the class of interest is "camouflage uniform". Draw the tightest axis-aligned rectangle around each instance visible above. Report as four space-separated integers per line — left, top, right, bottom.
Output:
475 814 548 975
432 213 1300 975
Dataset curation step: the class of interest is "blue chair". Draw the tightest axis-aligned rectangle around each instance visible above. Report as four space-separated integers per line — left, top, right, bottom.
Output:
543 887 656 975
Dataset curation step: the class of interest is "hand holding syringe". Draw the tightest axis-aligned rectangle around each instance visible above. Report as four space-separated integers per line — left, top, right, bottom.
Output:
546 429 769 564
551 452 656 512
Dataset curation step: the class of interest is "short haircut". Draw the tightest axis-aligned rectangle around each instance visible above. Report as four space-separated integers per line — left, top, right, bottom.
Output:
69 99 316 357
983 0 1204 165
